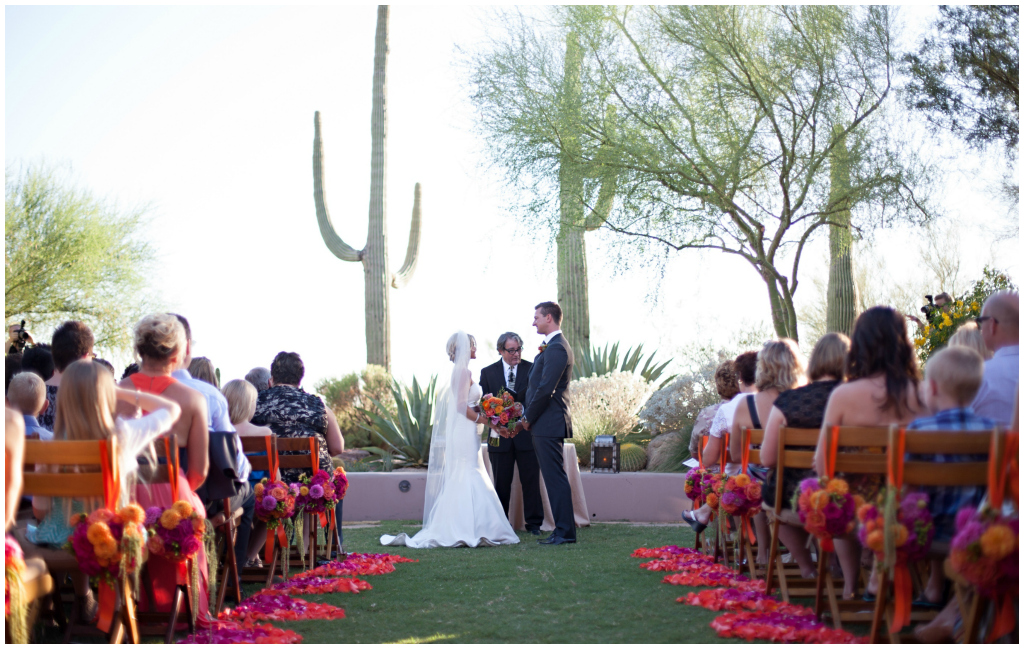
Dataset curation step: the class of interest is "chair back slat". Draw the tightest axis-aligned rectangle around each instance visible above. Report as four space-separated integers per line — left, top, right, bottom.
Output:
240 435 277 473
743 428 765 468
829 427 889 447
772 428 820 514
895 428 992 488
23 473 106 497
276 436 320 472
22 439 115 500
831 453 888 474
779 428 820 446
902 464 989 486
902 430 992 455
780 449 816 470
23 440 106 465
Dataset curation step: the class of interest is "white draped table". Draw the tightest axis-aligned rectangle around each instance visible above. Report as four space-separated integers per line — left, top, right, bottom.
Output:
480 442 590 531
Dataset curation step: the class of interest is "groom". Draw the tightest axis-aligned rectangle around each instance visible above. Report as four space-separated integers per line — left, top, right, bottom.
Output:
517 301 576 545
479 332 544 534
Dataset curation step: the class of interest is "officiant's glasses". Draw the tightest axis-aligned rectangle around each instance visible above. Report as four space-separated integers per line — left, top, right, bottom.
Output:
503 346 523 354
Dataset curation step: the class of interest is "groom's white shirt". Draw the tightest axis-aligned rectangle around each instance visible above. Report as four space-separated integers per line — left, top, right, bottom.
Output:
542 329 563 345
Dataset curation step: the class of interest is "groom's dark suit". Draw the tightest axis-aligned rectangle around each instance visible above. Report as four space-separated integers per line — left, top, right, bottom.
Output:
479 359 543 532
523 332 575 541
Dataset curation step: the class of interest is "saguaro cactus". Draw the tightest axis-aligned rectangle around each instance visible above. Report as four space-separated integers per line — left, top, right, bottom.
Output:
313 5 421 370
826 125 857 336
557 32 618 353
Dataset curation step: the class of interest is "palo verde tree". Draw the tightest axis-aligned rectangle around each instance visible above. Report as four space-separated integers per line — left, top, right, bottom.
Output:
473 6 933 341
5 163 158 355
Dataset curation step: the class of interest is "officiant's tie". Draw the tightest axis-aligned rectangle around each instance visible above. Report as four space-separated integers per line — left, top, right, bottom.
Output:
508 367 515 391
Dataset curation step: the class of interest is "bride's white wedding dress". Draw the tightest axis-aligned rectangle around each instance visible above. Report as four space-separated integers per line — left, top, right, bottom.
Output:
380 334 519 549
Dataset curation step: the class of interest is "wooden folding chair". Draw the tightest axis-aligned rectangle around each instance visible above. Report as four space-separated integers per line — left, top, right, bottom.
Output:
869 426 993 643
709 433 737 565
762 427 821 601
22 438 139 644
238 436 289 588
134 436 196 643
276 436 334 569
691 435 710 554
735 427 765 580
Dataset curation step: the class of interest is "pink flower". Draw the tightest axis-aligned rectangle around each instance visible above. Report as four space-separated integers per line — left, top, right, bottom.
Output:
955 507 978 532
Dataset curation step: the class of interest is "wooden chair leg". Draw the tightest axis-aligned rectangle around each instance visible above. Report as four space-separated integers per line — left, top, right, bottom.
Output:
165 587 183 645
120 575 139 644
814 549 828 620
764 516 780 596
869 569 889 643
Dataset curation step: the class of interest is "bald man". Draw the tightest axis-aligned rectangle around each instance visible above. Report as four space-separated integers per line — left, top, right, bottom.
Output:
972 290 1019 424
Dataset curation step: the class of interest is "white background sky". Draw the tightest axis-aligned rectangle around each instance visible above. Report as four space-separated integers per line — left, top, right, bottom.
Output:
6 5 1019 389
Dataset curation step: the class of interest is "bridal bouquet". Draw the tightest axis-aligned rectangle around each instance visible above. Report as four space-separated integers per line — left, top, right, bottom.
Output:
481 389 524 446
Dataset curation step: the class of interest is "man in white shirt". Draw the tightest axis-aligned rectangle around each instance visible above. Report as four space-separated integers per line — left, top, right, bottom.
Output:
972 290 1019 425
172 314 254 581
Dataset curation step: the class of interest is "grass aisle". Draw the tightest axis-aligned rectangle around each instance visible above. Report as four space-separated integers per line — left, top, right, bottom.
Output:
265 522 753 644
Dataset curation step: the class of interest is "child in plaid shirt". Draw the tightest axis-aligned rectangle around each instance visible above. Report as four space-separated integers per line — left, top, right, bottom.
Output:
908 345 995 606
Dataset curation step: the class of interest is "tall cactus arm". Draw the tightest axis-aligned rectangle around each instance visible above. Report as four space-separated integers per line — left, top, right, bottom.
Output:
313 110 364 262
391 183 422 289
585 105 618 231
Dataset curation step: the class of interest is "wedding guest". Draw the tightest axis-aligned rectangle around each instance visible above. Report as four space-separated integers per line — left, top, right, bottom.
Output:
40 320 95 431
972 290 1018 425
7 372 52 440
760 332 850 578
189 356 219 388
20 360 181 621
5 352 23 397
688 360 740 460
702 351 758 472
814 306 924 599
121 363 140 380
20 344 54 382
948 321 992 360
93 358 115 376
245 367 271 393
118 314 212 625
6 407 24 530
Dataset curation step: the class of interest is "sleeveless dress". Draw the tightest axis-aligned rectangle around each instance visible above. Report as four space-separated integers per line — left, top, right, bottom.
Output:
129 373 212 627
380 383 519 548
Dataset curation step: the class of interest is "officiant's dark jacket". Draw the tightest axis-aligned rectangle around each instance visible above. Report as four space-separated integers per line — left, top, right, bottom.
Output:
478 358 534 452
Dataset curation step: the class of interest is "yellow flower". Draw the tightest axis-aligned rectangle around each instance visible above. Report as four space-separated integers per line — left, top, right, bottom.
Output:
979 524 1017 560
119 504 145 525
300 487 310 496
733 474 750 487
95 538 119 560
160 510 182 530
87 522 114 545
255 483 264 496
172 501 193 518
826 479 849 496
971 301 980 311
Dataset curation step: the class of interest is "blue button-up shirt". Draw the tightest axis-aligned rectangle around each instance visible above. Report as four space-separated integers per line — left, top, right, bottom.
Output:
23 414 53 441
173 369 250 481
971 345 1019 425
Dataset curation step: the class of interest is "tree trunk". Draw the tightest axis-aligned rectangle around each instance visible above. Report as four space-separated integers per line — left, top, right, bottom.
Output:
826 125 857 336
556 32 590 352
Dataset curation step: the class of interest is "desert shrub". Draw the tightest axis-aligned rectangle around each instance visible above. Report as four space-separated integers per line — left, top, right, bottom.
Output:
357 375 437 469
570 371 653 467
315 365 395 449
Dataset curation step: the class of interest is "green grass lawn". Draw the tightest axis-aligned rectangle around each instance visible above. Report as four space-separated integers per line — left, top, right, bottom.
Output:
263 521 754 644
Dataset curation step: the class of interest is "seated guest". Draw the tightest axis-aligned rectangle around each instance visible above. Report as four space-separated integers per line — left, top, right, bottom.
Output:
169 315 254 579
245 367 271 393
40 321 95 431
761 332 850 578
222 378 274 567
93 358 116 376
20 360 180 621
7 372 52 440
907 346 994 618
5 352 24 399
117 314 212 625
948 321 992 360
688 360 740 460
252 352 344 553
188 356 219 388
702 351 758 473
815 306 924 599
972 290 1018 425
20 344 54 381
6 407 25 530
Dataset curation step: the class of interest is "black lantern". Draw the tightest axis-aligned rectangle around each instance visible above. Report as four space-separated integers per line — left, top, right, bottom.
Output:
591 435 620 473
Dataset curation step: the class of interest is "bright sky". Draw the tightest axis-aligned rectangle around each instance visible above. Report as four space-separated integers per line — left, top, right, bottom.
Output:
6 5 1019 389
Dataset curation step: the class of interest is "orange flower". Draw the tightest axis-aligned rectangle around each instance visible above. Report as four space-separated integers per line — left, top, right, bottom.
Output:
809 491 829 511
87 509 115 526
853 495 866 510
706 493 719 508
254 483 265 496
734 474 750 488
95 538 119 560
865 519 877 533
172 501 193 518
806 510 827 531
119 504 145 525
160 510 182 530
300 487 310 496
893 524 909 547
744 483 761 501
856 503 873 520
979 524 1017 560
271 487 287 501
826 479 848 496
494 405 504 415
866 529 884 551
87 522 114 545
193 518 206 537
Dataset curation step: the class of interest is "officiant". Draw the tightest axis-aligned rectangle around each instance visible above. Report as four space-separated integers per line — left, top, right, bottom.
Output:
479 332 544 535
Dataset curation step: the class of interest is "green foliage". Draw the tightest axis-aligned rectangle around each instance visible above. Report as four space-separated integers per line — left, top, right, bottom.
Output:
619 443 647 472
315 365 395 449
569 371 654 467
356 375 437 468
573 342 674 387
913 267 1016 363
5 163 159 356
903 6 1019 155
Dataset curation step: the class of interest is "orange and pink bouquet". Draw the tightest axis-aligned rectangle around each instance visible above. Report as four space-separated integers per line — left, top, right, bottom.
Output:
143 501 206 563
792 477 863 551
481 388 524 446
66 504 148 586
720 474 763 517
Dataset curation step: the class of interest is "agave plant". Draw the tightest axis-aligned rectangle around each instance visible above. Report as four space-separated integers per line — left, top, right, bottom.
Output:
356 375 437 468
572 342 675 387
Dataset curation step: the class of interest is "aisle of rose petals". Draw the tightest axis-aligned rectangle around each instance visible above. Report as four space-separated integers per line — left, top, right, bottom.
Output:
632 545 863 643
180 552 416 644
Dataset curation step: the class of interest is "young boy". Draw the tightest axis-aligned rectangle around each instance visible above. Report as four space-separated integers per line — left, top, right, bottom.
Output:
6 371 52 441
907 345 995 614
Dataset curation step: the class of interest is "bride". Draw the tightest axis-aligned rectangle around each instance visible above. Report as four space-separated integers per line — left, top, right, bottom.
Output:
380 332 519 548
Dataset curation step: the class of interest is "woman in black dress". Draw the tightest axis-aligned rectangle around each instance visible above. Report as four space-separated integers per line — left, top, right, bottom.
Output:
760 332 850 578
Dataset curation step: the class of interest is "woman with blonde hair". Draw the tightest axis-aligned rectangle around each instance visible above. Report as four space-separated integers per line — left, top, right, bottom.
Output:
19 359 180 619
948 321 992 360
188 356 219 388
117 313 213 625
